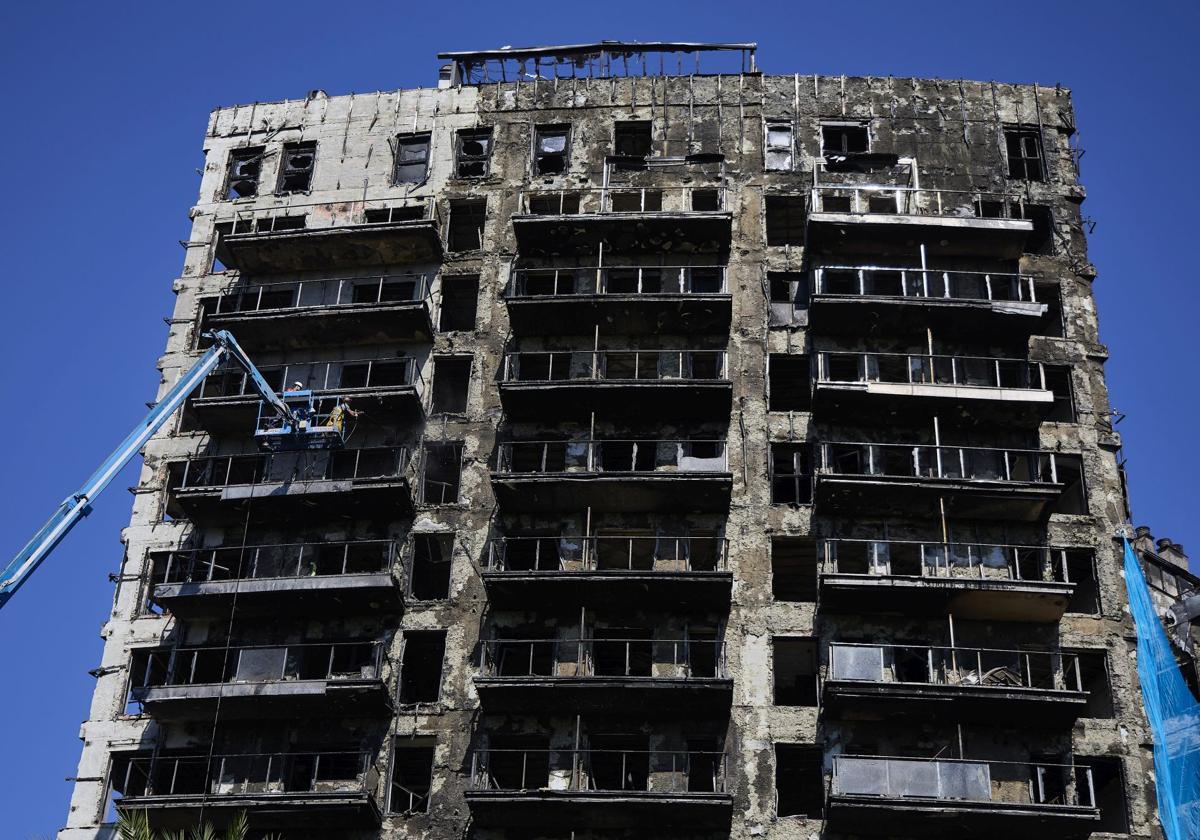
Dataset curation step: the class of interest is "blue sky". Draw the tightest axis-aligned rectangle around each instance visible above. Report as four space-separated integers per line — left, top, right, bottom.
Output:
1 1 1197 836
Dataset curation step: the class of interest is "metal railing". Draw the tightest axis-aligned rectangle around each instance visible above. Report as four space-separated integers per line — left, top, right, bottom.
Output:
502 351 727 383
817 442 1059 484
478 637 727 678
508 265 727 297
205 273 431 315
167 446 412 491
818 538 1074 584
197 356 421 399
486 534 729 573
226 196 438 234
517 186 726 215
812 265 1037 303
150 539 397 585
468 748 728 794
815 351 1046 391
113 750 376 799
827 642 1083 692
495 439 728 474
810 186 1026 219
832 754 1096 808
131 640 385 688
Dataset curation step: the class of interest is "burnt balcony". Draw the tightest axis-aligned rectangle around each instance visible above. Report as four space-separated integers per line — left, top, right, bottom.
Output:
465 748 731 829
827 754 1100 838
512 187 732 255
812 351 1055 424
187 356 424 433
164 446 413 521
815 441 1064 521
112 750 381 830
200 273 434 349
492 439 732 513
148 539 402 618
505 265 731 334
817 539 1079 622
823 642 1087 724
128 640 390 720
482 534 731 610
807 185 1033 258
809 265 1049 337
474 637 731 713
499 350 731 419
215 200 442 273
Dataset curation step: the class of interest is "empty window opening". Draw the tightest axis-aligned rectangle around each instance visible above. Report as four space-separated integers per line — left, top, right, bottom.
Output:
821 123 869 156
534 125 570 175
768 272 810 327
766 196 806 246
691 188 720 211
1051 454 1088 515
765 122 794 171
614 121 653 158
1043 366 1075 423
1069 649 1115 718
771 443 812 505
225 147 264 199
439 275 479 331
390 739 435 814
447 199 486 251
1035 280 1065 337
422 442 463 505
772 537 818 602
394 133 431 184
1065 550 1100 614
776 744 824 818
527 193 581 215
1078 756 1130 833
773 638 818 706
455 129 492 177
431 356 471 414
769 354 812 412
399 631 446 704
1023 205 1055 255
1005 127 1046 181
410 533 453 601
277 141 316 194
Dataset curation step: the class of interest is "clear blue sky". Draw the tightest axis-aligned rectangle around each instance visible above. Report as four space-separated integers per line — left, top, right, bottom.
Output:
1 2 1196 836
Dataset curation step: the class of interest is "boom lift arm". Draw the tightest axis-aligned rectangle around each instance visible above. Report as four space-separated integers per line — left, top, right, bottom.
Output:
0 330 298 610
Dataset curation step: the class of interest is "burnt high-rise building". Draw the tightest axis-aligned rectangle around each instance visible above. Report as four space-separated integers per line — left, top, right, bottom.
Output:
62 42 1157 840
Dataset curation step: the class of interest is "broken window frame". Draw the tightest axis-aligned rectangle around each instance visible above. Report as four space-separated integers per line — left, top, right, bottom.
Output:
430 354 472 415
421 442 464 505
446 199 487 252
1004 125 1046 182
613 120 653 159
820 121 870 156
764 120 795 171
770 443 812 505
224 146 265 200
275 140 317 195
393 132 432 185
454 128 493 178
389 738 436 814
398 630 447 705
408 532 454 601
533 124 571 176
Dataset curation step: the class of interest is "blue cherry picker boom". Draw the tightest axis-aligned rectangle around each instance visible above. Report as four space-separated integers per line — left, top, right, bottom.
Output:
0 329 347 610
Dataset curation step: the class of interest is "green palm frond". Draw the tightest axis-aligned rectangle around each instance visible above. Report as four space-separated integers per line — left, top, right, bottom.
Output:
115 809 155 840
223 810 249 840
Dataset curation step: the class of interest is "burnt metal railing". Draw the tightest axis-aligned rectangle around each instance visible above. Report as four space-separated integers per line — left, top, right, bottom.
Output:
502 350 727 382
508 265 727 297
810 186 1026 219
166 446 411 492
495 439 728 474
815 351 1046 391
131 641 385 688
150 539 397 585
478 637 727 679
468 748 728 794
812 265 1037 303
818 538 1074 583
113 750 376 799
197 355 421 399
486 534 729 573
517 186 726 215
827 642 1083 692
817 442 1059 484
205 273 431 315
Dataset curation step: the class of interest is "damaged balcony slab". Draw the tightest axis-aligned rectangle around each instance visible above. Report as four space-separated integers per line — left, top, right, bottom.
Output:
167 476 414 521
806 211 1032 259
132 677 394 721
151 571 404 618
463 790 733 830
818 572 1074 622
118 791 382 831
202 296 433 349
216 219 442 273
498 380 731 421
188 384 423 435
505 293 731 336
809 294 1049 339
815 473 1062 521
473 676 733 715
481 569 733 611
511 213 732 257
491 472 732 514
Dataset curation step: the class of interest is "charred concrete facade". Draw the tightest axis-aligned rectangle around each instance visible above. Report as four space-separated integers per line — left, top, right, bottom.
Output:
62 43 1160 840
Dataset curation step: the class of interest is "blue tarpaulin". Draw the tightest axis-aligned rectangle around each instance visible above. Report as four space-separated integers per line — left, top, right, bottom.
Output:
1122 538 1200 839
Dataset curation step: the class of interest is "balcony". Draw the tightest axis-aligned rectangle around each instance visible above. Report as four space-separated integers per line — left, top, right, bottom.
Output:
827 755 1100 838
809 265 1048 337
215 200 442 273
806 186 1033 258
499 350 730 419
492 439 732 513
817 539 1078 622
505 265 731 334
148 540 402 618
823 642 1087 723
482 534 732 610
474 637 731 713
815 441 1064 521
812 351 1054 424
129 641 391 720
164 446 413 521
465 748 731 829
188 356 424 434
112 751 381 830
512 187 732 255
200 273 434 349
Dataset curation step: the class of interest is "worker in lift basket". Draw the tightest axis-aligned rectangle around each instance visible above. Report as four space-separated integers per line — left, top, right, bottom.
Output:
285 381 311 430
328 398 361 434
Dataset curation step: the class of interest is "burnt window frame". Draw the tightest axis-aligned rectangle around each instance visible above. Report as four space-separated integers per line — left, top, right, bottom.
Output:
820 121 870 156
408 532 455 602
275 140 317 195
438 275 480 331
533 124 571 176
764 120 795 171
454 128 493 178
224 146 265 200
388 737 436 815
398 630 448 705
393 132 432 185
430 354 473 415
446 199 487 252
613 120 653 158
770 442 812 505
1004 125 1046 182
421 441 464 505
